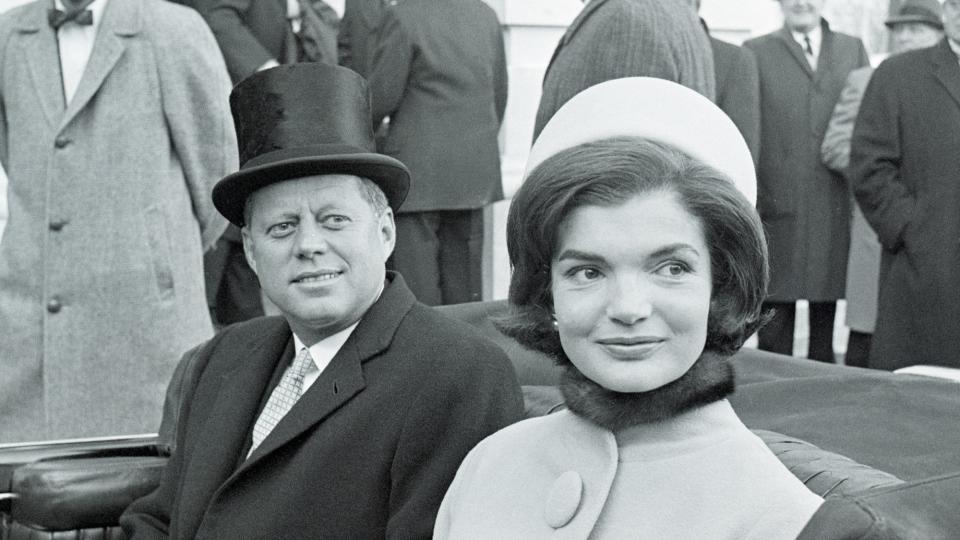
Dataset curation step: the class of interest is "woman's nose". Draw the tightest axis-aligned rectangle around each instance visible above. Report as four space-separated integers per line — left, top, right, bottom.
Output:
606 277 654 325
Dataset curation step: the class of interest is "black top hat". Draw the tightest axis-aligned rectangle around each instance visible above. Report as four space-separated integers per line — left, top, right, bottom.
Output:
213 63 411 227
884 0 943 29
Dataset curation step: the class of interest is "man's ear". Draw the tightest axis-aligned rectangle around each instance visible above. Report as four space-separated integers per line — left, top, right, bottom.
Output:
379 208 396 260
241 226 259 277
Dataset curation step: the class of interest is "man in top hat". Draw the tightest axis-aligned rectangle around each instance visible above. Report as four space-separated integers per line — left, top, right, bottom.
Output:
821 0 943 368
848 0 960 371
743 0 868 363
120 63 523 539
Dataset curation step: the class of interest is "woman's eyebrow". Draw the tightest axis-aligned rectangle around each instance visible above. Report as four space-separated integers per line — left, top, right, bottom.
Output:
555 249 604 263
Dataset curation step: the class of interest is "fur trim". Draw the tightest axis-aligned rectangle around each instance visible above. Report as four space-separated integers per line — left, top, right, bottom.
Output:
560 351 735 431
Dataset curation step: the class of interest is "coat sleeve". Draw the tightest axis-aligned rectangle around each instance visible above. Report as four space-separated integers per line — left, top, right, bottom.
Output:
193 0 276 82
154 8 234 251
848 61 912 252
119 344 211 538
492 22 508 125
387 339 523 539
821 69 870 173
367 5 412 127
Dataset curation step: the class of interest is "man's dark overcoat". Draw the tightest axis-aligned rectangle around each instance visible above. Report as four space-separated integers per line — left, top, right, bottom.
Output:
710 35 760 164
120 274 524 538
744 21 868 301
533 0 714 141
848 39 960 370
367 0 507 214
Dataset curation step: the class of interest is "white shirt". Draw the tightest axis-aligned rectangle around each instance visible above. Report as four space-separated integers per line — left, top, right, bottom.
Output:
55 0 109 104
291 321 359 392
791 23 822 71
949 39 960 69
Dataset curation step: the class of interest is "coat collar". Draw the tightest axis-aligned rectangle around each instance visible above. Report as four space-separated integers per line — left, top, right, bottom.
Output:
188 272 417 523
931 38 960 111
774 18 833 81
12 0 142 131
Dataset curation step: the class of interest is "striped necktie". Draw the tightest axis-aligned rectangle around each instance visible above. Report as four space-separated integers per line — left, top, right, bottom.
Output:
249 347 318 456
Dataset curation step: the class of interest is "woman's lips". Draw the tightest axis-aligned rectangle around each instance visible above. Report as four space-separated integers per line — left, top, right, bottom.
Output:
596 338 665 360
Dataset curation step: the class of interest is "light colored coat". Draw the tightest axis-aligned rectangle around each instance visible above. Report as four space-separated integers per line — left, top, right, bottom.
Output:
821 66 880 333
0 0 235 442
436 401 822 539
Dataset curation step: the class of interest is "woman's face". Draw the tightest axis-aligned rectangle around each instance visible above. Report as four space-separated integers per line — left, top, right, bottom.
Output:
550 190 712 393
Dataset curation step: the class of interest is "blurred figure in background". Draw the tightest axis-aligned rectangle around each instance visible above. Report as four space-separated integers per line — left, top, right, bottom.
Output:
338 0 383 78
533 0 714 141
744 0 868 362
821 0 943 368
0 0 235 442
849 0 960 371
367 0 506 305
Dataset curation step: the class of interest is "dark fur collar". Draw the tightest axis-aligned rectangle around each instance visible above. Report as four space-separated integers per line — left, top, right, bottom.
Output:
560 351 735 432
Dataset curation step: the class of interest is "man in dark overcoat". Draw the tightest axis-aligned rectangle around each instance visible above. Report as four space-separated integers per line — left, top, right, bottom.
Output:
533 0 714 141
120 64 523 539
743 0 868 362
848 0 960 371
366 0 507 305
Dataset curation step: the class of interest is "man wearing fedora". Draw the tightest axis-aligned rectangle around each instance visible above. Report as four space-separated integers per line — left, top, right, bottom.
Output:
821 0 944 368
849 0 960 371
120 63 523 538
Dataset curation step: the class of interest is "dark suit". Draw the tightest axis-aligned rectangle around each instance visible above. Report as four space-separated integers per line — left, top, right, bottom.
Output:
709 33 760 165
120 274 523 538
533 0 714 141
190 0 293 83
743 21 868 361
367 0 506 305
339 0 384 78
849 40 960 370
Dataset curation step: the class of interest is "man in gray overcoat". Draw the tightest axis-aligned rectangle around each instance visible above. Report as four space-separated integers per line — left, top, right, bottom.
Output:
0 0 236 442
744 0 868 362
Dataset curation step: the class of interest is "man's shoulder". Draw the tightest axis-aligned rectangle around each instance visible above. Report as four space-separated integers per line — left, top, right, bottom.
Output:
0 1 39 32
140 0 210 39
207 316 290 354
742 30 780 51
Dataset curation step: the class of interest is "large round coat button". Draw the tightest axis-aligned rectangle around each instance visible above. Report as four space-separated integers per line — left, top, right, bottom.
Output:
49 219 67 231
54 136 71 149
46 297 62 313
544 470 583 529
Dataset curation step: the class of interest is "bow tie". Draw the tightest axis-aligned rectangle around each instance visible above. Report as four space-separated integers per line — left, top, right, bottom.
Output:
48 2 94 29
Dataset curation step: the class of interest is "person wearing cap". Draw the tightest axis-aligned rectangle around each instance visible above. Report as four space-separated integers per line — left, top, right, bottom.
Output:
120 63 523 539
848 0 960 371
820 0 943 368
532 0 714 142
743 0 869 363
0 0 235 442
434 78 822 539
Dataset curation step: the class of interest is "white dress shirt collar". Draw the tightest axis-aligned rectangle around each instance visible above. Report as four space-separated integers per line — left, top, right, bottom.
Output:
292 321 360 392
791 22 822 70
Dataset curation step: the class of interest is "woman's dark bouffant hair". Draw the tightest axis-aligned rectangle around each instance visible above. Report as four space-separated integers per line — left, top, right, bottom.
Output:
498 137 769 362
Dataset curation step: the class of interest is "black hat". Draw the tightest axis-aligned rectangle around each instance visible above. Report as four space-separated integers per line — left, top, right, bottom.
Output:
885 0 943 30
213 63 410 227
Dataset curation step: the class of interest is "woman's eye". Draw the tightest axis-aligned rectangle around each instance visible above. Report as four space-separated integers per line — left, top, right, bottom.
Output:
658 262 690 277
568 266 602 282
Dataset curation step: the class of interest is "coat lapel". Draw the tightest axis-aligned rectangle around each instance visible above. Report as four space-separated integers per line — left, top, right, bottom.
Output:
222 273 417 484
544 0 607 81
14 3 65 128
931 39 960 111
775 25 814 80
812 21 836 85
177 319 293 537
59 0 141 131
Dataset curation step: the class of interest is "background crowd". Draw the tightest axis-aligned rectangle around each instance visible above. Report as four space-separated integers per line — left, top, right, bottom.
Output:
0 0 957 444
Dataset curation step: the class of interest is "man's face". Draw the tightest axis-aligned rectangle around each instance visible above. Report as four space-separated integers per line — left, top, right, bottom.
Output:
944 0 960 44
242 174 395 345
891 22 943 53
779 0 825 33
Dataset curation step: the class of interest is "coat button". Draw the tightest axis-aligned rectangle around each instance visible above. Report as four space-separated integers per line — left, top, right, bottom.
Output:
46 297 62 313
54 136 71 149
49 219 68 231
544 470 583 529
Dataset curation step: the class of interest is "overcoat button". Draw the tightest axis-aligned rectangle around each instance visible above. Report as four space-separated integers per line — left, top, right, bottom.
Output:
46 297 62 313
49 219 67 231
54 136 71 149
544 470 583 529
